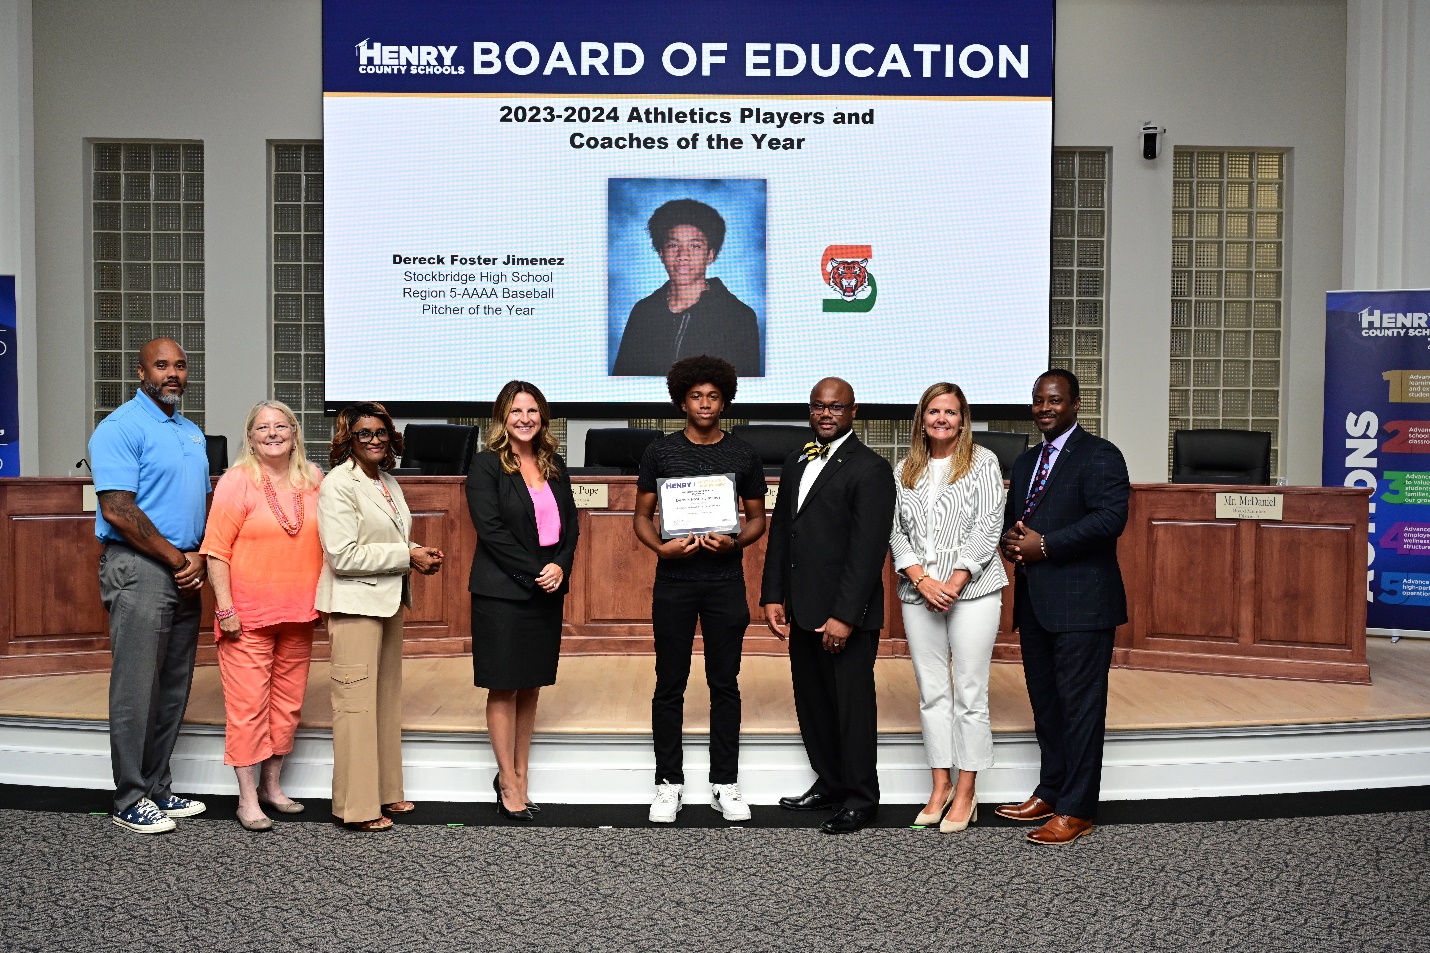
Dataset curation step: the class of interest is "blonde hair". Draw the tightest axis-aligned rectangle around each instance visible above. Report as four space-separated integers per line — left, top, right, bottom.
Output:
485 380 561 481
233 399 318 491
900 382 974 489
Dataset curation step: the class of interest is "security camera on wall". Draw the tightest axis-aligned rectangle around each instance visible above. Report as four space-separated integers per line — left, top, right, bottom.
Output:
1141 122 1165 160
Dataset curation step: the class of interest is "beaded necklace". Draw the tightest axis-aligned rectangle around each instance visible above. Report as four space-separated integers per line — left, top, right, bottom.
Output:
372 476 400 515
260 470 304 536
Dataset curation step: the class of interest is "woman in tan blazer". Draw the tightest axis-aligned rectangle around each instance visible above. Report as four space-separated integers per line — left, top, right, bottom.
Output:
316 402 443 831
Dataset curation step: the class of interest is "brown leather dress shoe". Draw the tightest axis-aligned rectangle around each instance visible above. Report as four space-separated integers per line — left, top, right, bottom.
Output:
994 796 1055 822
1026 814 1094 845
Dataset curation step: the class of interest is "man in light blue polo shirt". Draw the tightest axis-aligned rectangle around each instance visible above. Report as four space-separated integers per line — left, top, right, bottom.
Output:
90 337 212 833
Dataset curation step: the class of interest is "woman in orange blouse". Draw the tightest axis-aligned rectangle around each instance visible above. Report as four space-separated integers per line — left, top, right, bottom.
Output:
201 400 324 831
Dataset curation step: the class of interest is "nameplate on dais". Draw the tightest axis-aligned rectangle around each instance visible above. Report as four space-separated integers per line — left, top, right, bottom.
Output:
572 483 608 509
1214 491 1283 521
82 485 98 513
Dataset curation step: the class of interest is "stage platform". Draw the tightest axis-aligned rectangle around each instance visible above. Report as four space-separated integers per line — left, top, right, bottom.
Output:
2 638 1428 806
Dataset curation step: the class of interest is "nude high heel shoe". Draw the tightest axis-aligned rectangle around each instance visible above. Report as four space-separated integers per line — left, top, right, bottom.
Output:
939 792 978 833
913 788 955 827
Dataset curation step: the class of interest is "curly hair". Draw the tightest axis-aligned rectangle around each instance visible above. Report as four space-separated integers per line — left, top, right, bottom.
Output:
900 382 974 489
329 401 404 471
647 199 726 257
485 380 561 481
666 354 738 408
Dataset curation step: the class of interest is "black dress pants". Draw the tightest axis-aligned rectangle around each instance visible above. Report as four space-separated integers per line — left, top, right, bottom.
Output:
788 624 880 811
651 577 750 785
1016 591 1115 820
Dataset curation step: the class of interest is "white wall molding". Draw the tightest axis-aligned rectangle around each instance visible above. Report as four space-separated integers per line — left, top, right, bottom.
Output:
4 716 1427 806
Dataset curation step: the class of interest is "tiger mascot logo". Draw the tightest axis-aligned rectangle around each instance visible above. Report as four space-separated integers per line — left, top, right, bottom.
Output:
826 258 870 300
820 244 877 313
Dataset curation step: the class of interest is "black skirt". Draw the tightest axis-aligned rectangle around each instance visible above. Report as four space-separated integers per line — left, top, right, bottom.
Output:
471 587 564 690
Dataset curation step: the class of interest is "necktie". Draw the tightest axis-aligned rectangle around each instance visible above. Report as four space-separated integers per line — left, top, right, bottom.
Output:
1021 441 1055 519
802 441 830 461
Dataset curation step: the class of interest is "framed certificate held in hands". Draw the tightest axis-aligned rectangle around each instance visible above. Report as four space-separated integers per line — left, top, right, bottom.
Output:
657 473 741 540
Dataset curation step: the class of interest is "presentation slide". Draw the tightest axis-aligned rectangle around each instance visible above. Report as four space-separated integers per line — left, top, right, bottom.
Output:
323 0 1053 413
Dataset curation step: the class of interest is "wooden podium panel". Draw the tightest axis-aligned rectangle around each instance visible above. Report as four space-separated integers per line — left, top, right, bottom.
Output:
0 477 1370 682
0 481 112 675
1116 485 1371 683
558 478 906 657
1146 520 1240 642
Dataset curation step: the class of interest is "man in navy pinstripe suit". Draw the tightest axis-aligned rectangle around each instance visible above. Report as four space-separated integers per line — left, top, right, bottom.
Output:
997 369 1130 845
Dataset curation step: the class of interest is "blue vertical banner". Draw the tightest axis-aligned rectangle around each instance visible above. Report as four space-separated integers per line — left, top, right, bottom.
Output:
1324 289 1430 634
0 276 17 476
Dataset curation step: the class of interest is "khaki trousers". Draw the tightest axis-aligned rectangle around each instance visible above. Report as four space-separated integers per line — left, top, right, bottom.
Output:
328 610 405 822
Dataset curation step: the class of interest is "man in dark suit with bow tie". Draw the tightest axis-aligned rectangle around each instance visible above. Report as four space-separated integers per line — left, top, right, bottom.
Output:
997 369 1129 845
761 378 896 834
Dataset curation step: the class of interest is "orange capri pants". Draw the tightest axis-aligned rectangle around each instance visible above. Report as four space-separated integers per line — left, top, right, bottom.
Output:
215 621 315 767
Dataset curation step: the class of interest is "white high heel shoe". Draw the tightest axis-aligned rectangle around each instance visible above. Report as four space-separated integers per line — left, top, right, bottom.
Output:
913 788 955 827
940 793 978 833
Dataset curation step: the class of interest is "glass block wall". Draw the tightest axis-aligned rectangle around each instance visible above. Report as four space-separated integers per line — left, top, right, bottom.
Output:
91 141 206 430
986 148 1108 438
270 143 329 464
1168 149 1285 477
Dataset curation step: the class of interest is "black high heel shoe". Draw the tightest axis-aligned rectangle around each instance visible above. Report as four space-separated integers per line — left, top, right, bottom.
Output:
493 774 533 822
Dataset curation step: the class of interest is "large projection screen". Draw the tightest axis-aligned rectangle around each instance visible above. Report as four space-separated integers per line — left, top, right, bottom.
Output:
323 0 1053 417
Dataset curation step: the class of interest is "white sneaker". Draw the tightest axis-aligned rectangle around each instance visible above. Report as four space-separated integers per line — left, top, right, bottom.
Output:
711 783 752 822
648 781 683 823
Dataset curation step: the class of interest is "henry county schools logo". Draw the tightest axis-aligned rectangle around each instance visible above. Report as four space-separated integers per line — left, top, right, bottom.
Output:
821 244 877 313
355 40 465 75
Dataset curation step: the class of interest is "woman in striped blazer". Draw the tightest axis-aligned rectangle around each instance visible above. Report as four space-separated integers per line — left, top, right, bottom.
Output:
890 382 1008 833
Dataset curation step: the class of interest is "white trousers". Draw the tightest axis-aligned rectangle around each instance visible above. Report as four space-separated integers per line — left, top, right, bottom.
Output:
901 590 1002 772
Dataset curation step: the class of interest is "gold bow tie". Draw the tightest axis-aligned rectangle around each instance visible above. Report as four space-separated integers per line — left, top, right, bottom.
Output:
802 441 831 461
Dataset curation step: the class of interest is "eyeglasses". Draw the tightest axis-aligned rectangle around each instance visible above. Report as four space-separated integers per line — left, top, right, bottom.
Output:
253 424 292 435
809 402 850 415
353 428 390 443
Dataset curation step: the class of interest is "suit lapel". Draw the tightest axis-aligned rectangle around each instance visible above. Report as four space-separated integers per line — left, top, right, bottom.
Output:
352 463 405 535
510 469 538 532
1024 426 1084 520
795 434 859 516
1010 448 1038 515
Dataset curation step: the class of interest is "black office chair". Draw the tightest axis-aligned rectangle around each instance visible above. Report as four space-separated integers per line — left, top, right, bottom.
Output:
204 435 228 476
972 430 1029 480
399 423 479 476
1171 429 1272 485
731 424 811 476
577 428 662 476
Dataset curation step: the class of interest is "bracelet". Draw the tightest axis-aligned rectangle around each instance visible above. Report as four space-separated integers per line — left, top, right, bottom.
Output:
215 606 236 621
910 571 928 587
1039 538 1049 559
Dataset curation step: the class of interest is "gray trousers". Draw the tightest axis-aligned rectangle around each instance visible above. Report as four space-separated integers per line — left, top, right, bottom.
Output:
99 543 201 812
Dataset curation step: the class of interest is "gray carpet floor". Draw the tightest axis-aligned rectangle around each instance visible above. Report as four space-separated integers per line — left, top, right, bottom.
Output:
2 808 1426 953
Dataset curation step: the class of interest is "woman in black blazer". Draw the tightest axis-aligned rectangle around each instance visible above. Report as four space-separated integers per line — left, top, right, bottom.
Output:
466 381 578 821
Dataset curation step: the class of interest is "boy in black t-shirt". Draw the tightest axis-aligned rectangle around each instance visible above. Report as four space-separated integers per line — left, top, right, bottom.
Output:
634 355 768 823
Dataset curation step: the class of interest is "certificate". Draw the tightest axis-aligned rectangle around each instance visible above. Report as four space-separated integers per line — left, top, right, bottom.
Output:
657 473 741 539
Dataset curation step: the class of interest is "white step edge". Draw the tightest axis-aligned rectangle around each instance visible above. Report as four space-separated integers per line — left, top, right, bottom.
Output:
2 716 1427 806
